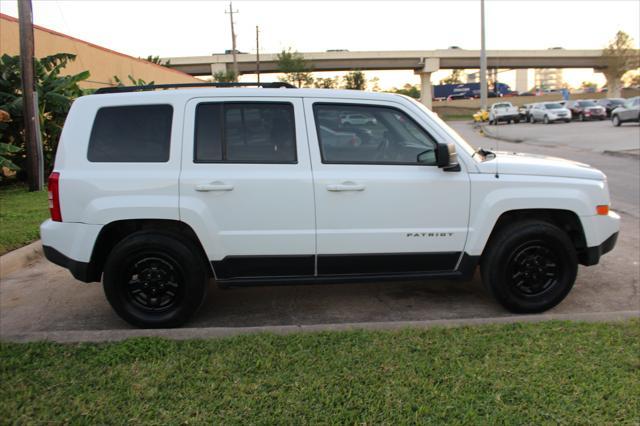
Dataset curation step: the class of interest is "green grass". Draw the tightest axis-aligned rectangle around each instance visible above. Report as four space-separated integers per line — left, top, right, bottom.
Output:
1 320 638 424
0 183 48 255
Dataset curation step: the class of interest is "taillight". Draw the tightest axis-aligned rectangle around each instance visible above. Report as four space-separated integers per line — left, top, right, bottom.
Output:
48 172 62 222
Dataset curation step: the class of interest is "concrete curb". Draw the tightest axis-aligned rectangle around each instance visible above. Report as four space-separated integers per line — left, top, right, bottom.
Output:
603 149 640 160
0 240 43 279
2 310 638 343
479 125 524 143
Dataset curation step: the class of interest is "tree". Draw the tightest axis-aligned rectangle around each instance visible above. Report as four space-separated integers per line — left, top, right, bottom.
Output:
439 69 463 85
277 48 314 88
602 30 640 97
314 77 338 89
144 55 171 66
343 71 367 90
112 75 154 86
388 84 420 99
212 70 238 83
0 53 89 178
624 72 640 87
369 76 381 92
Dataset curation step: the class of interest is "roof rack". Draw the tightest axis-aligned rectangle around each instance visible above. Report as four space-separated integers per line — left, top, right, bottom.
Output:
94 81 296 94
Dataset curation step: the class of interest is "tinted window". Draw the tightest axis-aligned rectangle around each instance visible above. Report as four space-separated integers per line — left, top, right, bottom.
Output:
88 105 172 162
314 104 437 165
195 102 296 163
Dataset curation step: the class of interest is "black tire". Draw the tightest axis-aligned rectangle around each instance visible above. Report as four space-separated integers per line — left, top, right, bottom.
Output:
103 231 209 328
480 220 578 313
529 115 535 123
514 118 520 124
579 113 585 122
543 115 550 124
612 115 621 127
564 119 571 123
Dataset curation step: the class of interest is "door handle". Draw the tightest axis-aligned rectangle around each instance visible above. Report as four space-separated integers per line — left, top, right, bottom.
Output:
195 182 234 192
326 182 365 192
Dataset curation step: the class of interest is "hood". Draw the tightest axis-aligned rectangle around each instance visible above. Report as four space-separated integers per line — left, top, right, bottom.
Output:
476 151 605 180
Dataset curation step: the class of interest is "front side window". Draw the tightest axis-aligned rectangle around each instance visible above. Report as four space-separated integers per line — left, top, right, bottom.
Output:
195 102 296 163
313 104 437 165
88 105 173 162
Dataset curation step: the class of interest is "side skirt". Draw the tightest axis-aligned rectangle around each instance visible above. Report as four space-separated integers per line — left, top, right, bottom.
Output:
214 253 480 288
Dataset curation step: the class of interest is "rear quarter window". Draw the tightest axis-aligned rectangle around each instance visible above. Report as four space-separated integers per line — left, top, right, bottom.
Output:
88 104 173 162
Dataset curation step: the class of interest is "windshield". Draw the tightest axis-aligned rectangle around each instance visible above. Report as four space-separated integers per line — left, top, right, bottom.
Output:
493 103 511 108
578 101 597 107
610 99 625 105
407 96 476 158
545 103 562 109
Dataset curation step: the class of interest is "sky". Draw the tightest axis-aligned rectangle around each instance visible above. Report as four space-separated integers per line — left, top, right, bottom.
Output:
1 0 639 89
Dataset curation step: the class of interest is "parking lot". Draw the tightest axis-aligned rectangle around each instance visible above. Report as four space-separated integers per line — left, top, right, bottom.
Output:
1 120 638 341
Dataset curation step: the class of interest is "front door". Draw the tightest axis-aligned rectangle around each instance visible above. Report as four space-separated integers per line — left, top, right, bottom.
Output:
304 98 470 276
180 97 316 279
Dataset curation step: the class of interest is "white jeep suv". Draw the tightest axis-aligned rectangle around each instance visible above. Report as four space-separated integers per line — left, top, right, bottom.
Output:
41 84 619 328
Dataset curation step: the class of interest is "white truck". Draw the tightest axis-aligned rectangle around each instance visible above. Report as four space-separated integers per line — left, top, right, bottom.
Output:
41 84 619 328
489 102 520 124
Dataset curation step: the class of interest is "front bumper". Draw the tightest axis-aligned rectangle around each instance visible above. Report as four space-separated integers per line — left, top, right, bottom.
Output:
579 231 618 266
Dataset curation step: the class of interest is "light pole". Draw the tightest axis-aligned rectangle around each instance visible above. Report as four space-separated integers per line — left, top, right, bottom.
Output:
479 0 488 111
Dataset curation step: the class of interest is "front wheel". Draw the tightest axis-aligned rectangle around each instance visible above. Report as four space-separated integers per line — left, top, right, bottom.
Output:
612 115 621 127
543 115 550 124
103 231 209 328
481 221 578 313
529 115 535 123
579 113 585 121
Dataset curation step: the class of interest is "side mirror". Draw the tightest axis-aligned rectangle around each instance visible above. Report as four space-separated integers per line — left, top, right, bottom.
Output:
436 142 461 172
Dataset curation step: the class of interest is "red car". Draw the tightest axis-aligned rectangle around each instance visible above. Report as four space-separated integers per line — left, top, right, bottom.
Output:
566 100 607 121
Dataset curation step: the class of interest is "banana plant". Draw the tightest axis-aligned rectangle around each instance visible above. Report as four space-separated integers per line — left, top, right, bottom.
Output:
0 53 89 178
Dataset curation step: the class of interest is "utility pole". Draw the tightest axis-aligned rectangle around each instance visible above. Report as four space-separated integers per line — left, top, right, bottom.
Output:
18 0 43 191
479 0 488 111
256 26 260 84
225 2 239 81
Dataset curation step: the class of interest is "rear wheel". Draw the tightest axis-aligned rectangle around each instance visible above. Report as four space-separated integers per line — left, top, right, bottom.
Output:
103 231 209 328
481 221 578 313
612 115 621 127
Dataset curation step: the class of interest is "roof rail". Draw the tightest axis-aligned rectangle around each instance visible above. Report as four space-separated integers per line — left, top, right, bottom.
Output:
94 81 296 94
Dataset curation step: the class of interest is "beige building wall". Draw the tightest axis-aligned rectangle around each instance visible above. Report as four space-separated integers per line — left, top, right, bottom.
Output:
0 13 201 89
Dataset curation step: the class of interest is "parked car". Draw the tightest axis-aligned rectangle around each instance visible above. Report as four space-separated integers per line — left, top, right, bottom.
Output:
528 102 572 124
340 113 377 126
611 96 640 126
519 103 534 121
595 98 626 117
41 84 619 327
488 102 520 124
566 100 606 121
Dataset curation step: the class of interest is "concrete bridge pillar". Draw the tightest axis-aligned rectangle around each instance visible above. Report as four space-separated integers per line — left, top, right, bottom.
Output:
600 69 623 98
415 58 440 110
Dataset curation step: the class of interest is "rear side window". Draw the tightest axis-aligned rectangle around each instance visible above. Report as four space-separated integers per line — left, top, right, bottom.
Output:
88 105 173 162
195 102 296 163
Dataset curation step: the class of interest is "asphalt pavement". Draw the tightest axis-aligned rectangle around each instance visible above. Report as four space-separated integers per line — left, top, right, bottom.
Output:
1 120 638 341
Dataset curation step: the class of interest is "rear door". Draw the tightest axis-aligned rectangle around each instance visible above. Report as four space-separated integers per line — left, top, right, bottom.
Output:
180 97 316 279
304 98 470 277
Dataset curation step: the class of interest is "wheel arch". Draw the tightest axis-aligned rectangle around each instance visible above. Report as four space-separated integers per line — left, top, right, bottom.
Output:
87 219 213 282
480 209 590 264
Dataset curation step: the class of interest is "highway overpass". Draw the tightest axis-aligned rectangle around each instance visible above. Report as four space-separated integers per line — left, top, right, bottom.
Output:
164 49 630 108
